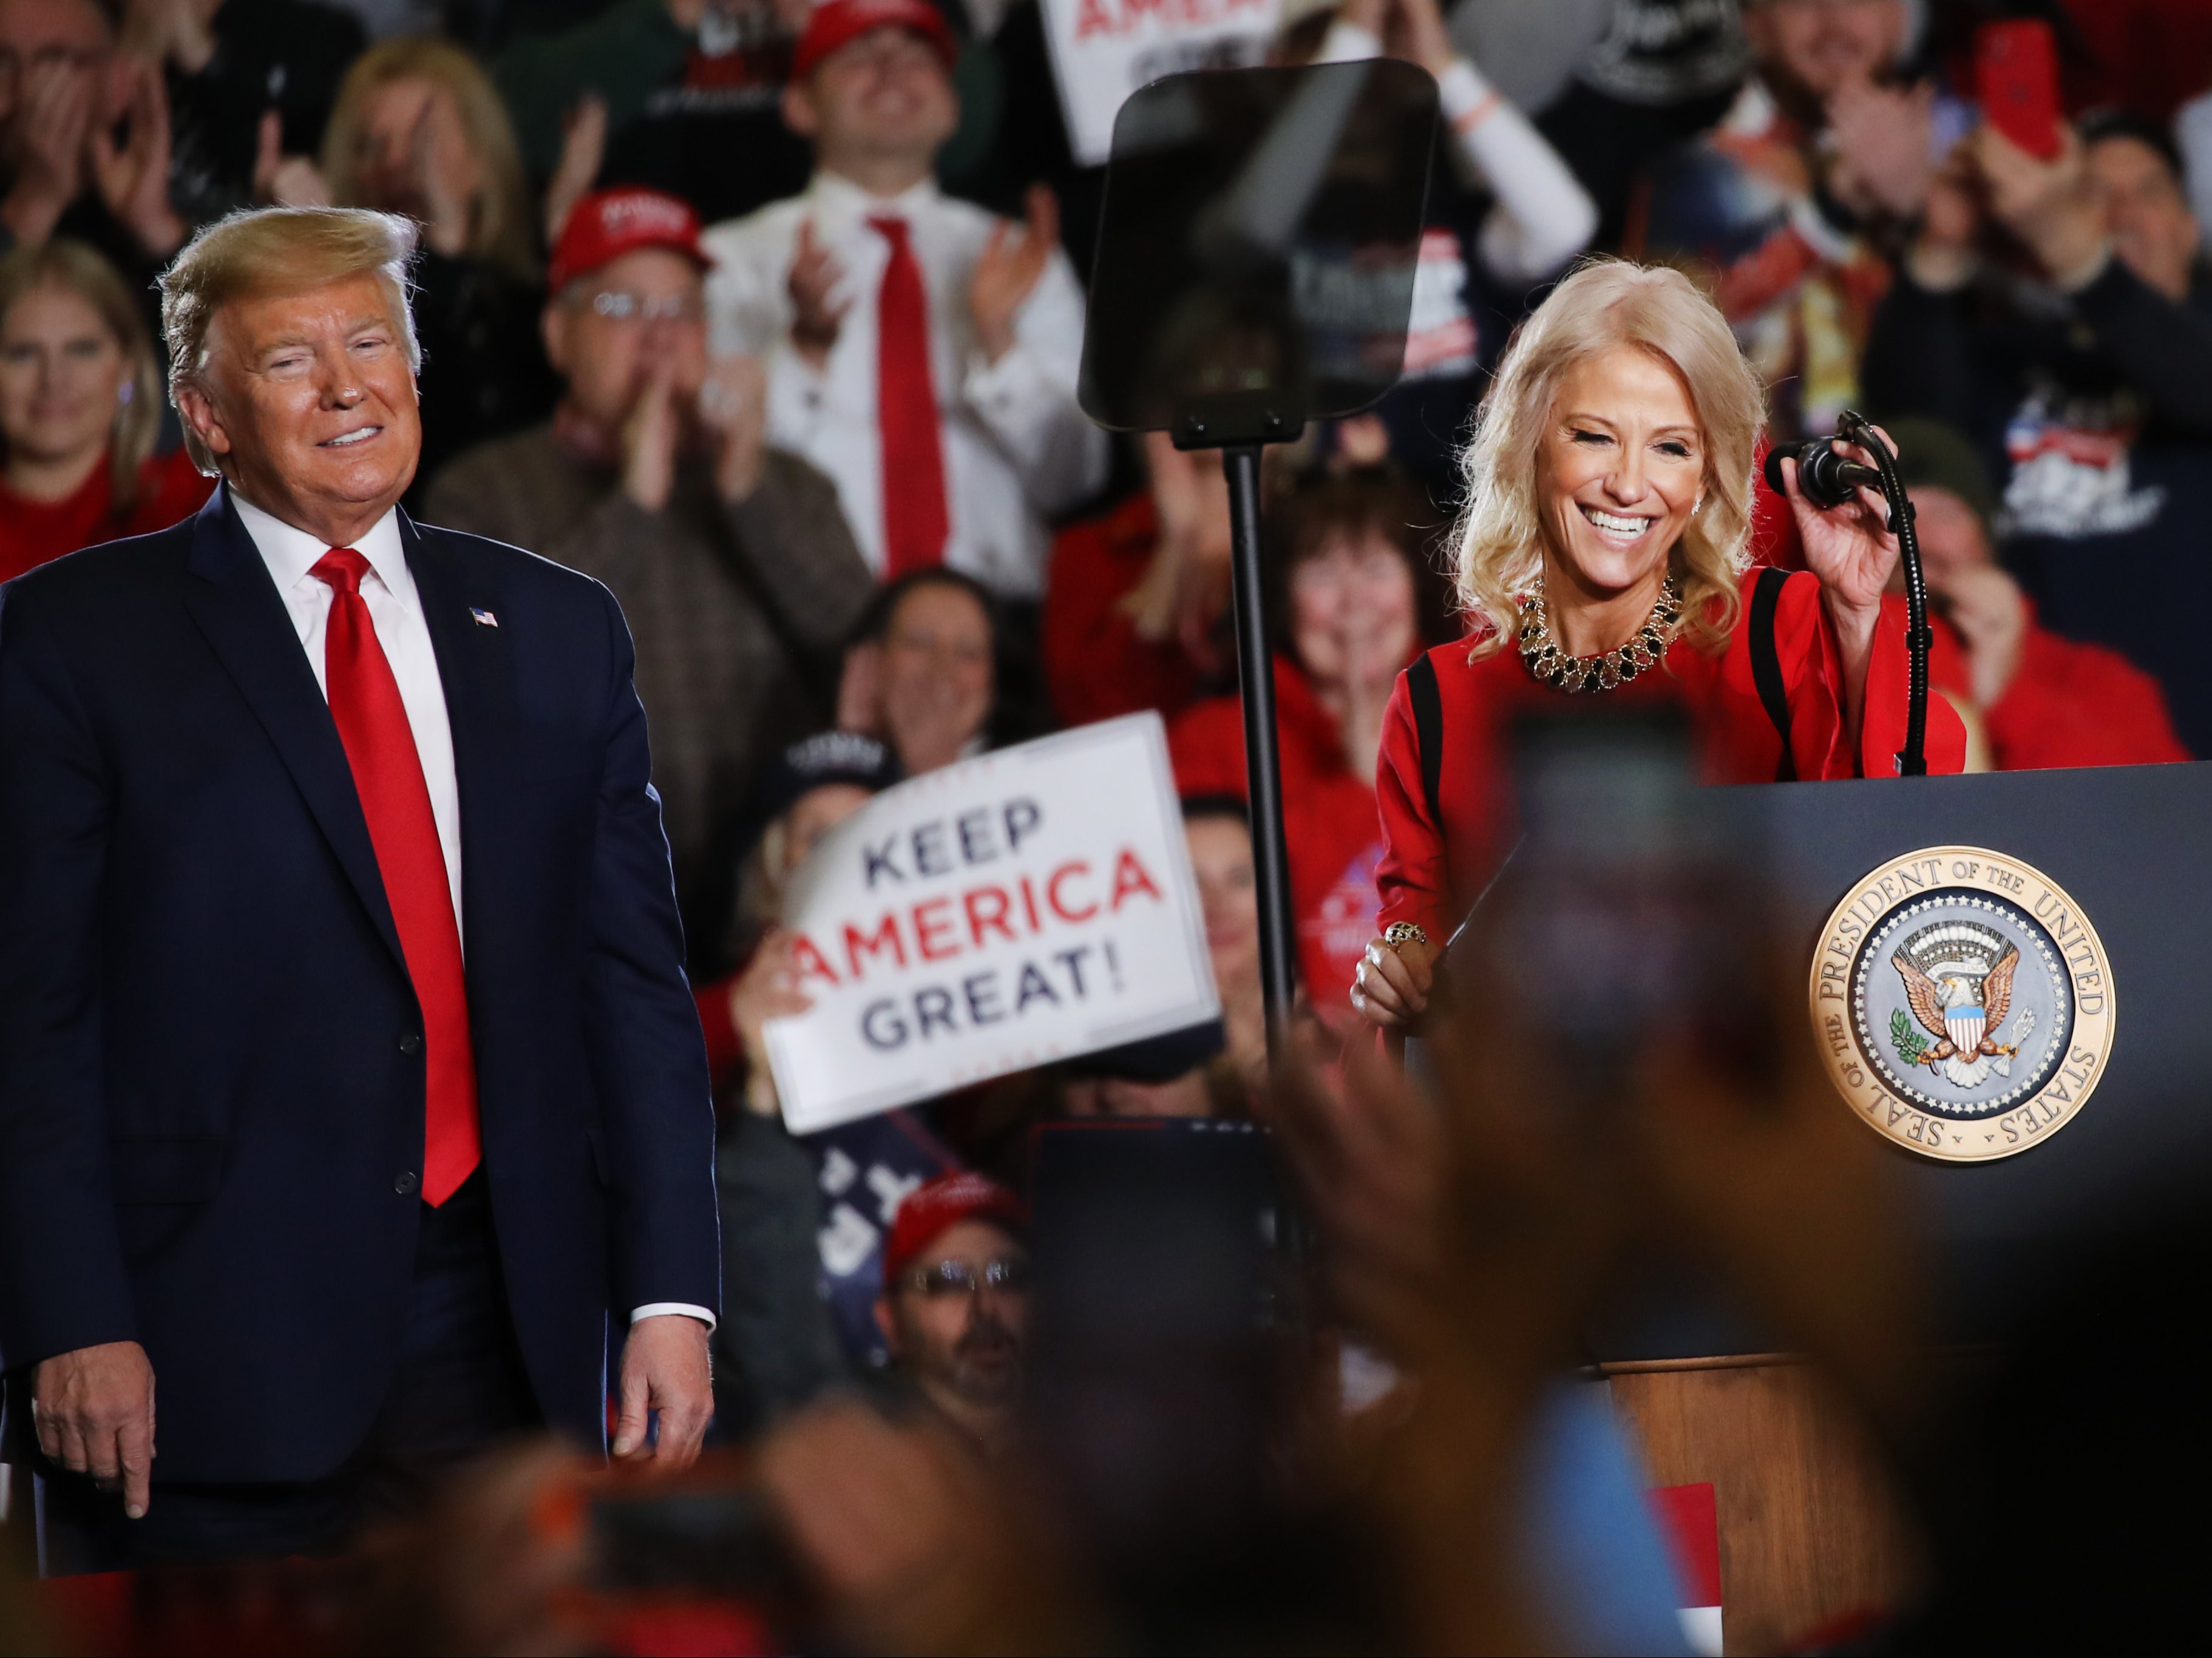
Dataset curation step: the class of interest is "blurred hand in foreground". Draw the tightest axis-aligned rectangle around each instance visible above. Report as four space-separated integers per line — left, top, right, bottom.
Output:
1274 890 1928 1650
758 1398 1085 1654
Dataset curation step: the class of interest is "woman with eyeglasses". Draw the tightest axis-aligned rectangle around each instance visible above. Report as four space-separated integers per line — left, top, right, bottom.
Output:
1169 467 1445 1030
0 239 211 582
1352 259 1967 1033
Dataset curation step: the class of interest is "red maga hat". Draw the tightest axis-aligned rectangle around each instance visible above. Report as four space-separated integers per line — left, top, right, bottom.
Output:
548 187 713 293
792 0 959 80
881 1171 1025 1288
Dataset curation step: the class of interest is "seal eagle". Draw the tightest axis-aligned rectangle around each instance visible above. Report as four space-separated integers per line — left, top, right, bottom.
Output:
1893 945 2033 1088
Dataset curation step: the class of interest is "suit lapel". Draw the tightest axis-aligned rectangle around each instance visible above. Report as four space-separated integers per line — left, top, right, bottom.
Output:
401 513 515 962
182 486 407 972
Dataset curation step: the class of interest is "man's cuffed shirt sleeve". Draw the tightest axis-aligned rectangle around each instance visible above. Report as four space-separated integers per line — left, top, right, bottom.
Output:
631 1302 718 1330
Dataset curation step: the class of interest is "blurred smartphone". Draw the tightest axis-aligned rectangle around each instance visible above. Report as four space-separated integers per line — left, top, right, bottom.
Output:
1026 1120 1302 1597
1446 708 1768 1110
589 1478 803 1601
1976 19 2062 161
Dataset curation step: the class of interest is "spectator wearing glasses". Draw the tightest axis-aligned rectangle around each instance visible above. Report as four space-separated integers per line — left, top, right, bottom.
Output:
0 239 210 579
701 0 1108 600
874 1172 1029 1459
427 187 872 974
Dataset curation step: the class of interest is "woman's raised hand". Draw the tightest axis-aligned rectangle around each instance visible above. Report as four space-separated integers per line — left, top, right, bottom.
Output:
1782 423 1902 743
1782 428 1901 619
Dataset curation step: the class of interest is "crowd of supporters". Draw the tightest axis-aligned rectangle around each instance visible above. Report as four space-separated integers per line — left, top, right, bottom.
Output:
2 1 2210 1636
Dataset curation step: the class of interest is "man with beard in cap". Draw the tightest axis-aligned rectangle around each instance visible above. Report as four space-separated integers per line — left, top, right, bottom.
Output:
874 1172 1029 1458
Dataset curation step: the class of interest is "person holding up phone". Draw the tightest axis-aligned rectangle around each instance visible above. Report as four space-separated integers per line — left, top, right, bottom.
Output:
1351 259 1966 1031
1629 0 1951 444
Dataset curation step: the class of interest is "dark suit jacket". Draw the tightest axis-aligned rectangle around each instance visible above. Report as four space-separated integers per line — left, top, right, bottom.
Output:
0 487 721 1483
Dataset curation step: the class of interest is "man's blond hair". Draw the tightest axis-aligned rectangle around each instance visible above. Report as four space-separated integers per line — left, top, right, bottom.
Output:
158 208 421 476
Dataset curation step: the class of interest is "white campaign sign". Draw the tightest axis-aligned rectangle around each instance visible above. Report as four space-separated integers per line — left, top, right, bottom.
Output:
1038 0 1282 166
765 715 1220 1133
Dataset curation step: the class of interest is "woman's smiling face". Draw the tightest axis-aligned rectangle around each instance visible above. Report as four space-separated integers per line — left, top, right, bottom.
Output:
1536 344 1706 603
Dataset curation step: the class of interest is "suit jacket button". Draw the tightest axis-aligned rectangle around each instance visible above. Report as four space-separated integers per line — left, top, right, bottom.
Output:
394 1171 419 1196
398 1032 424 1055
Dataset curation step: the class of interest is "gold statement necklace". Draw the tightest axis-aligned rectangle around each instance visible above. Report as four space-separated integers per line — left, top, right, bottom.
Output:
1517 570 1682 694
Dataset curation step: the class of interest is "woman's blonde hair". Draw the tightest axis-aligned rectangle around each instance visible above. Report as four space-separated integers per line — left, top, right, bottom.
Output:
320 36 537 285
159 206 422 476
1453 258 1766 658
0 240 164 518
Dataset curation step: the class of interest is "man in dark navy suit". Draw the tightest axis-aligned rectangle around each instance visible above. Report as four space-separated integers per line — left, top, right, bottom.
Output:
0 206 721 1569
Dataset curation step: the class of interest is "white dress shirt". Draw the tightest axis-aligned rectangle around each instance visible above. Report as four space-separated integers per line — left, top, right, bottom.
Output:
702 171 1110 598
232 490 711 1333
234 493 466 925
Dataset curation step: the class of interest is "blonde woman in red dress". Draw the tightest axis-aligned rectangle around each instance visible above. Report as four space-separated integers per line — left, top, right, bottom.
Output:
1353 258 1967 1030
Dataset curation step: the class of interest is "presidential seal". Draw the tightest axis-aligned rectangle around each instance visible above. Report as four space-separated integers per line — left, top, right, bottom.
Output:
1808 847 2115 1163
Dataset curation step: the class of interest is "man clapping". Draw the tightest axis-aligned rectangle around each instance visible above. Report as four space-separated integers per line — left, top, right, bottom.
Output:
701 0 1107 600
428 188 874 971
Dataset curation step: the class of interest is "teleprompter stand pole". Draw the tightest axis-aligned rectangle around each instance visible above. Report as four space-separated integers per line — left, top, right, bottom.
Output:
1173 401 1304 1047
1220 441 1298 1045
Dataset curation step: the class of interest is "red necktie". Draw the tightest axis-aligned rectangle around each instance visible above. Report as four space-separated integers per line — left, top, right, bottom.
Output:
869 215 949 577
311 549 481 1206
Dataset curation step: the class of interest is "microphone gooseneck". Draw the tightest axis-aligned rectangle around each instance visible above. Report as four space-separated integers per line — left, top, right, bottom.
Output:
1763 418 1930 776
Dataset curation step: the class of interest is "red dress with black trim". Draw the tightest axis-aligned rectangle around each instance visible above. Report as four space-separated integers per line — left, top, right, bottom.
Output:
1374 569 1969 950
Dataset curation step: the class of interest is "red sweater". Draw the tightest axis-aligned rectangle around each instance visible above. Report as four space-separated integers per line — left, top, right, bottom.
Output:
1169 658 1388 1026
0 448 213 584
1927 609 2190 770
1043 494 1211 728
1375 570 1968 942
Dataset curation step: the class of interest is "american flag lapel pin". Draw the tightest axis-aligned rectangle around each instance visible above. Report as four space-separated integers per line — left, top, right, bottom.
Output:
470 607 499 628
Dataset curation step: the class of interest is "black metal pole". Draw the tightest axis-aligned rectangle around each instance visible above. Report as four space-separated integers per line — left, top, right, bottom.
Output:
1222 442 1297 1044
1840 410 1929 776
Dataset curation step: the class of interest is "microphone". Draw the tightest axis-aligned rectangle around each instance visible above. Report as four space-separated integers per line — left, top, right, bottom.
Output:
1763 439 1882 509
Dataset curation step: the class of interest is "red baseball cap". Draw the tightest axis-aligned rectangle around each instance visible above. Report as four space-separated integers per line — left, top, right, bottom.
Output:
792 0 959 81
881 1172 1025 1288
548 187 713 293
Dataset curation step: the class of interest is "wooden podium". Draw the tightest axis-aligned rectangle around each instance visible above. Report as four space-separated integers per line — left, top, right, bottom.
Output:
1604 1355 1918 1655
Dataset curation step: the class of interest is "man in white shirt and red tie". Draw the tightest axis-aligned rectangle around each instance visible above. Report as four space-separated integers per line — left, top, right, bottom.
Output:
702 0 1108 598
0 206 719 1569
